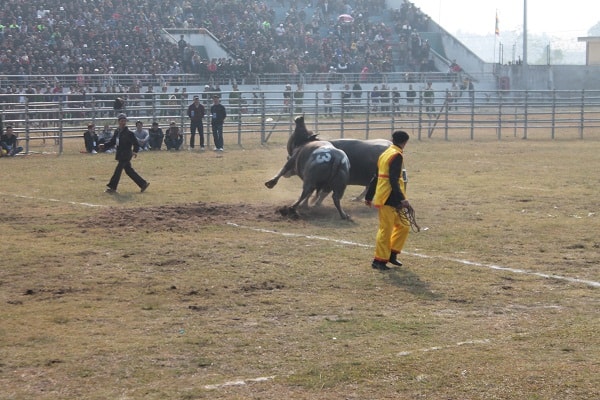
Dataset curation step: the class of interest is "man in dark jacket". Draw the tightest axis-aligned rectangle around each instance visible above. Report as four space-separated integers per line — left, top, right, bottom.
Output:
0 125 24 157
187 95 205 150
210 95 226 151
83 123 99 153
103 113 149 193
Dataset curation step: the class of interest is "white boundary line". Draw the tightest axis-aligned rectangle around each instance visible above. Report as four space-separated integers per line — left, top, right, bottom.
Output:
202 338 491 390
0 192 106 208
397 338 491 357
227 222 600 288
3 191 597 288
203 375 276 390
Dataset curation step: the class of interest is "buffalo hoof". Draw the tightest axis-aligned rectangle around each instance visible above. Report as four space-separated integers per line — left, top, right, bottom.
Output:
265 179 277 189
277 206 300 219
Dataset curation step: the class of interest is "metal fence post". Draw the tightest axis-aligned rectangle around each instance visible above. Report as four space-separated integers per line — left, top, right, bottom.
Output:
497 92 503 140
417 93 423 140
470 92 475 140
580 89 585 139
25 98 31 154
523 90 529 140
551 89 556 140
260 92 266 144
58 99 64 155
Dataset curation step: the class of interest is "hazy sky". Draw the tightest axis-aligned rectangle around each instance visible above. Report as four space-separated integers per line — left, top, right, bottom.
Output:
411 0 599 38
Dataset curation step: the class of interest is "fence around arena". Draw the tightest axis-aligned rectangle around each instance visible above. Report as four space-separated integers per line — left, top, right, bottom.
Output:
2 88 600 155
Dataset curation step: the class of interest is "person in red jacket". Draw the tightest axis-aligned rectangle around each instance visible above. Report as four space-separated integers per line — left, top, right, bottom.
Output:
103 113 149 194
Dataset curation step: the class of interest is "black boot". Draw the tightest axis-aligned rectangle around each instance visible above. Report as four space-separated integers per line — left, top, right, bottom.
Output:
389 253 402 266
371 260 390 271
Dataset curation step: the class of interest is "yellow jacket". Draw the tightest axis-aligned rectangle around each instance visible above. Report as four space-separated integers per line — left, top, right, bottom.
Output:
372 144 406 208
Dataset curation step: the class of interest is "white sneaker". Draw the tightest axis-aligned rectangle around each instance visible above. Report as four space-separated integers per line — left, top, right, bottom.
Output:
200 146 205 151
218 148 224 152
91 150 97 154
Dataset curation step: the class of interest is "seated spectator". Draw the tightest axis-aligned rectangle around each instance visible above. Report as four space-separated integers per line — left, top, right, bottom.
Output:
83 124 99 154
98 124 114 153
164 121 183 151
148 121 164 150
0 125 23 157
133 120 150 151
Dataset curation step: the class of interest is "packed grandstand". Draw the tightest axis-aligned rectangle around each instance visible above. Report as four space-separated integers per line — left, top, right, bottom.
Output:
0 0 435 89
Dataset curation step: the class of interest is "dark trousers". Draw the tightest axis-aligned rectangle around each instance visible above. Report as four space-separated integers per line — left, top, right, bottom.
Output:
107 160 146 190
189 120 204 148
212 123 223 149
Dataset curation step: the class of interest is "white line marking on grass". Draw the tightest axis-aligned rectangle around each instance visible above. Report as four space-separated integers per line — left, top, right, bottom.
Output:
203 375 276 390
397 339 491 357
0 192 106 208
227 223 600 288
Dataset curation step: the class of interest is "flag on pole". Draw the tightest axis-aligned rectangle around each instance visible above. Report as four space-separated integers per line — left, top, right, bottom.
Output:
495 10 500 36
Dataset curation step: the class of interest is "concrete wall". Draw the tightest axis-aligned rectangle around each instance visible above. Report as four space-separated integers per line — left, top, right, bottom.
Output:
498 65 600 91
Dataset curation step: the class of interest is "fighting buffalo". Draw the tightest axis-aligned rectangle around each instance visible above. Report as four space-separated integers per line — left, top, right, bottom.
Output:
329 138 391 200
265 117 351 219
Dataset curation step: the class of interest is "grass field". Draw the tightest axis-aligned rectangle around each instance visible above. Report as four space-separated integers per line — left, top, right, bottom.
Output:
0 132 599 399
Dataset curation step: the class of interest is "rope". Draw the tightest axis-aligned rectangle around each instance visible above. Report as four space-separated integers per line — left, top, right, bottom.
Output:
398 204 421 233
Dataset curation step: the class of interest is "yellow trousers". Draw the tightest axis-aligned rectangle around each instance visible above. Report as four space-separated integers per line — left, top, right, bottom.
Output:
374 205 410 262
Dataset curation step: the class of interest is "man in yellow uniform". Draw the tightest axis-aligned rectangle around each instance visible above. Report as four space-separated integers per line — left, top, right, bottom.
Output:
365 130 411 271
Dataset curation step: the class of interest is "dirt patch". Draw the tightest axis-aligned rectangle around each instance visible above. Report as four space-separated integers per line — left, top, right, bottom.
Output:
81 202 332 231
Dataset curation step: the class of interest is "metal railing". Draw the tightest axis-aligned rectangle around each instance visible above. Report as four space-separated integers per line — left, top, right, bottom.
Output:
2 89 600 155
0 71 477 91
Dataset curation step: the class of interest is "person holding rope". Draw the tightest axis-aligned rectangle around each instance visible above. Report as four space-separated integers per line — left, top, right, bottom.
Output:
365 130 412 271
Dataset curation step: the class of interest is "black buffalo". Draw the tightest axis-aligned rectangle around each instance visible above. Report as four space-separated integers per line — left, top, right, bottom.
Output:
329 138 391 201
265 117 351 219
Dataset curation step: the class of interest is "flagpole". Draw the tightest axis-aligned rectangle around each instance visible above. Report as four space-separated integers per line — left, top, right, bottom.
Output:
523 0 528 90
494 10 498 65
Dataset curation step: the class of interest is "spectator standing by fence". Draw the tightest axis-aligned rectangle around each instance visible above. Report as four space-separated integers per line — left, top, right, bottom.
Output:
228 84 242 121
294 83 304 114
406 84 416 113
210 95 226 151
423 82 435 116
187 95 206 150
323 84 333 117
283 84 292 114
352 81 363 107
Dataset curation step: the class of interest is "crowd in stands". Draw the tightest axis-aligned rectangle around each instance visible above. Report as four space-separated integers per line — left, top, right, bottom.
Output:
0 0 434 86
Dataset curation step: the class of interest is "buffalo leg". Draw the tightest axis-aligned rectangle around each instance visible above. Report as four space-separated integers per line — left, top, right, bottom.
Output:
331 190 350 220
265 158 295 189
